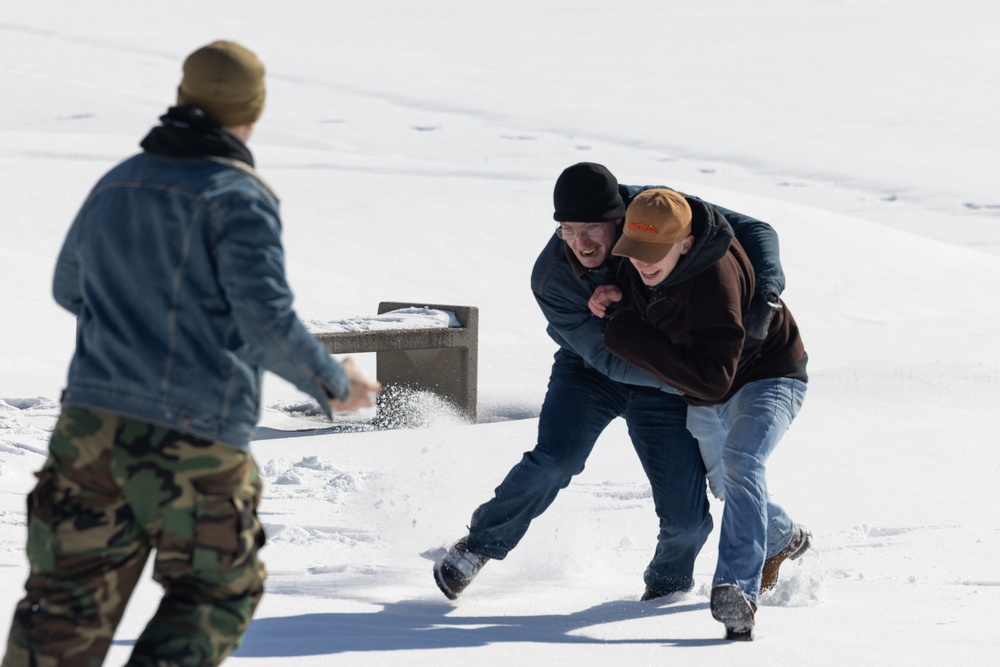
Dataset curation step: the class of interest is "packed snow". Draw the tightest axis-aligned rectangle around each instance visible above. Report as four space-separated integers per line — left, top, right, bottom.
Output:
1 1 999 665
306 307 462 334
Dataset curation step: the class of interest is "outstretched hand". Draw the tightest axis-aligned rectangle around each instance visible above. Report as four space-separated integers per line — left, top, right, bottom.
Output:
328 357 382 413
589 284 623 318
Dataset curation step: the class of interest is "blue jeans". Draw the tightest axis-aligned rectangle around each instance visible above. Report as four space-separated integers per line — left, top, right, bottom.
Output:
467 349 712 594
686 377 807 604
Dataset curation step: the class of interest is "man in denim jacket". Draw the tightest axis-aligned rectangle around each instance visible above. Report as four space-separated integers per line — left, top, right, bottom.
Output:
2 41 378 667
434 163 801 602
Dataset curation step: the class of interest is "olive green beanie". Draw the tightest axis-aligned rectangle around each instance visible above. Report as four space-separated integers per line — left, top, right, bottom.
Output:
176 40 265 127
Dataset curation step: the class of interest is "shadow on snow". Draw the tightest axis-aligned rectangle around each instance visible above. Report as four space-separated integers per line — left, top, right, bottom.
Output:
228 598 725 656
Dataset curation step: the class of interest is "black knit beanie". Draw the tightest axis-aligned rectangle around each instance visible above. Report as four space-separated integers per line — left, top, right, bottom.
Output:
552 162 626 222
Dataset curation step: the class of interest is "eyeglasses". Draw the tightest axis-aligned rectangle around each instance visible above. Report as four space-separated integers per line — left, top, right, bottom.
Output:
555 223 608 241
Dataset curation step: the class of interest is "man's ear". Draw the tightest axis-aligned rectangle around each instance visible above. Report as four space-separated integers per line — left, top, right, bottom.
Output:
679 235 695 254
225 123 254 142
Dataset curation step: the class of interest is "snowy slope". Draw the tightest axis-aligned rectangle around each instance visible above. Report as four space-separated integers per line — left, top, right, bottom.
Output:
2 1 1000 665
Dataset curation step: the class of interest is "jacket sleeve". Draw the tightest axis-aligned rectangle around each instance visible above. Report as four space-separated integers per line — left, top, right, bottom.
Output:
531 241 680 393
213 193 350 413
52 212 85 317
603 306 744 403
714 204 785 297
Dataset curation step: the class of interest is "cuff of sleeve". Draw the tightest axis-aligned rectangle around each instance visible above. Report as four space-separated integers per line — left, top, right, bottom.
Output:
757 281 783 299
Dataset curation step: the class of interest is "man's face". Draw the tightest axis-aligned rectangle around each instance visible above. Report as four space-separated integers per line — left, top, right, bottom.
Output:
557 221 620 269
629 236 693 287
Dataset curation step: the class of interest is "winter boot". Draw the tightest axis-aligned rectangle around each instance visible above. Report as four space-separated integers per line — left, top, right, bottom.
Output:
640 587 671 602
760 524 812 593
711 583 756 641
434 537 490 600
640 583 690 602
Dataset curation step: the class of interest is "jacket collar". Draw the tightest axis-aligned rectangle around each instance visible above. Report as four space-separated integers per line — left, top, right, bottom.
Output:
140 105 255 167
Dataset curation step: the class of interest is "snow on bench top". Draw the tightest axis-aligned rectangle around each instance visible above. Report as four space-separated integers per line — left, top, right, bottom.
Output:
306 307 461 334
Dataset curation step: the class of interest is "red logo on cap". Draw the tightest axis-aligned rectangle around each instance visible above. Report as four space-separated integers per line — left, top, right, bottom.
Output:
628 221 659 234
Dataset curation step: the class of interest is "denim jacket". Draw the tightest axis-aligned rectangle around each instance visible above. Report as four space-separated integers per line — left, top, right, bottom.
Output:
52 151 349 450
530 184 785 392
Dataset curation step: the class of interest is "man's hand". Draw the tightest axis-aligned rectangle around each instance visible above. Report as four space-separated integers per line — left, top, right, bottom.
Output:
744 291 782 345
589 285 623 318
328 357 382 413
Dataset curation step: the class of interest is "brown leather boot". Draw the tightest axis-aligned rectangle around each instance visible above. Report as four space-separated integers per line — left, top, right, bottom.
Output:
760 524 812 592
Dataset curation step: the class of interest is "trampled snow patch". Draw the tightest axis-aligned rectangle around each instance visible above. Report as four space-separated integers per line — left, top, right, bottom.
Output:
759 568 824 608
0 399 57 462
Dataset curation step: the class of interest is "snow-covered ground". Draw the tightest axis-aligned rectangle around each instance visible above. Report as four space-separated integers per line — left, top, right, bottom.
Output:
2 1 999 664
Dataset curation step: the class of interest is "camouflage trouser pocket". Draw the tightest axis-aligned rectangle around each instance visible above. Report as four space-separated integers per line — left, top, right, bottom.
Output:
190 458 265 572
24 466 59 574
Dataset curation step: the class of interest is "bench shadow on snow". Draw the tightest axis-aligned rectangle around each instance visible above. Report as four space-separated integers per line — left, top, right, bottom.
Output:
230 598 727 656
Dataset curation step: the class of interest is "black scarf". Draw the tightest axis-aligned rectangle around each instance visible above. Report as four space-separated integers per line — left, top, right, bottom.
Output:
140 106 255 167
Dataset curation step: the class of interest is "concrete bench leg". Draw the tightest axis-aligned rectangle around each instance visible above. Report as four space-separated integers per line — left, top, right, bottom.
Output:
375 302 478 424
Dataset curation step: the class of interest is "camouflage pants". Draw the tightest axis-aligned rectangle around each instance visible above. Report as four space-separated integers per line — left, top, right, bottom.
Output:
1 406 267 667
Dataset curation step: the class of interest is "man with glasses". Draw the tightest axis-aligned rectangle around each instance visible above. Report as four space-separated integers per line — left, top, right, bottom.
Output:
433 162 796 602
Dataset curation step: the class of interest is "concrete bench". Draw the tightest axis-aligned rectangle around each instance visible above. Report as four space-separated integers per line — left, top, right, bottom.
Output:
312 301 478 424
